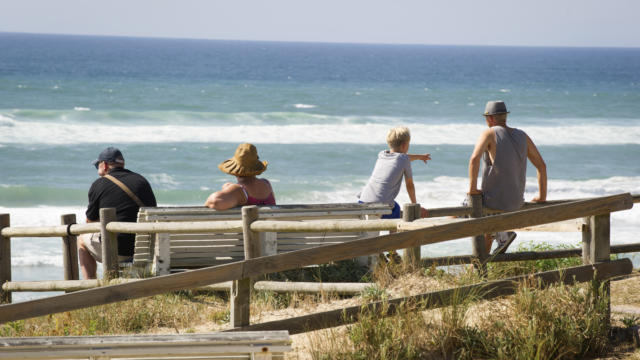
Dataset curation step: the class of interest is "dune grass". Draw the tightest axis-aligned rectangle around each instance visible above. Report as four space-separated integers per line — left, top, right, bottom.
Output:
306 242 613 360
0 243 627 360
0 290 229 337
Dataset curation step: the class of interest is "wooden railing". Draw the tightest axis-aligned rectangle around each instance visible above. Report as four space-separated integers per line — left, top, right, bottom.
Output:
0 193 637 331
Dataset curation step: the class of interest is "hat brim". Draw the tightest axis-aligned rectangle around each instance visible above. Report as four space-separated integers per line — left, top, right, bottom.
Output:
218 159 268 176
483 111 510 116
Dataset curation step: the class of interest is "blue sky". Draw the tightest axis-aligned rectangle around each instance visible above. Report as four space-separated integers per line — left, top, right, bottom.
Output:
2 0 639 47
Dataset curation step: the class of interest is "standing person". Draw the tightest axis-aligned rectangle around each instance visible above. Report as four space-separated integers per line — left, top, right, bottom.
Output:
78 147 157 279
205 143 276 210
359 126 431 218
468 101 547 254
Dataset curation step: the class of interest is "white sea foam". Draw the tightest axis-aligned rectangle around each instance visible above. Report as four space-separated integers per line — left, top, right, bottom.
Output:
0 114 16 126
293 103 316 109
147 173 180 189
2 120 640 145
73 107 90 111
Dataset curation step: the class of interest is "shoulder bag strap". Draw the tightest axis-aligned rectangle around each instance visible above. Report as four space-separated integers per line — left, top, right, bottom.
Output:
103 174 146 207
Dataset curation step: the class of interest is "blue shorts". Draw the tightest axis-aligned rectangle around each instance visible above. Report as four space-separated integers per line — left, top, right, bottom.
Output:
358 200 401 219
381 201 401 219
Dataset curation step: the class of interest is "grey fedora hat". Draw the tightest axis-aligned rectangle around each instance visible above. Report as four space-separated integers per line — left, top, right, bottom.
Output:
483 101 510 116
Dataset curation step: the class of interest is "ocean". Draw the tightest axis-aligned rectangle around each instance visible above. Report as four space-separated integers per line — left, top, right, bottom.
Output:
1 33 639 301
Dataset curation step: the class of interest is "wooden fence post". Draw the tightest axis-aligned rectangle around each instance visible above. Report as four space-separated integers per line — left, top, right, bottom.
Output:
100 208 119 281
583 213 611 329
152 233 170 276
402 203 422 266
581 216 592 265
232 205 261 328
0 214 11 304
468 193 488 274
61 214 79 281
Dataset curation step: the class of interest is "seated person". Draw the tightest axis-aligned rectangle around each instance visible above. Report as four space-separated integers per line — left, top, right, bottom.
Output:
205 143 276 210
358 126 430 218
78 147 157 279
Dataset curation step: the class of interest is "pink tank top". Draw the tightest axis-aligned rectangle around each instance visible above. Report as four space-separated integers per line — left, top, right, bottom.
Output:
240 181 276 206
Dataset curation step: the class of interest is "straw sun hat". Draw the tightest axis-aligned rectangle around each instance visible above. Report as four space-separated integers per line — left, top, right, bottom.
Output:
218 143 268 177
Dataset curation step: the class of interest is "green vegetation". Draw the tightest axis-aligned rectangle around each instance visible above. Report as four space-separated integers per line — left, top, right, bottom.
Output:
0 290 227 337
487 241 584 277
1 242 627 360
312 259 611 360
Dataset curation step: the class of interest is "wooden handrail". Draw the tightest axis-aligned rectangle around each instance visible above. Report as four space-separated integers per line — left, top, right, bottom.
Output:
107 220 244 234
2 194 637 238
0 223 100 238
0 193 632 323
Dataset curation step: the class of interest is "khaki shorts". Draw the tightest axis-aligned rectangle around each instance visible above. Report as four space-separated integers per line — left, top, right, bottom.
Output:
82 233 132 263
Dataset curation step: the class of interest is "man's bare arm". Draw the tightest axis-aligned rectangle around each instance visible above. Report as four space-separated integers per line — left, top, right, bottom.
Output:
468 129 492 194
405 177 417 204
526 134 547 202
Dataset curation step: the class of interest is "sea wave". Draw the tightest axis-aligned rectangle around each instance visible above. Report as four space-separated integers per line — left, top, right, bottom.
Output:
1 120 640 145
293 104 316 109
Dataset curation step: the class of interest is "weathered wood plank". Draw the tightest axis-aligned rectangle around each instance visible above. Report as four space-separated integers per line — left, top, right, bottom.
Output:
0 223 101 238
140 202 392 214
275 231 363 238
107 221 244 234
276 237 361 244
0 193 631 323
402 203 422 265
0 214 10 304
170 258 243 267
169 234 244 241
251 219 401 232
0 331 291 359
145 211 387 221
231 259 632 334
100 208 118 281
170 244 241 249
401 218 584 232
3 279 373 294
60 214 79 281
232 206 260 328
254 281 372 294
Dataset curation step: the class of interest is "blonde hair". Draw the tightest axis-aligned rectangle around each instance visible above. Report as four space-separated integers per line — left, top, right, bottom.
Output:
386 126 411 150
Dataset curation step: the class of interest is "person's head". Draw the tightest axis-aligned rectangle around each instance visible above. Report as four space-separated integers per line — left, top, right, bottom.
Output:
93 147 125 176
386 126 411 153
483 100 509 127
218 143 268 178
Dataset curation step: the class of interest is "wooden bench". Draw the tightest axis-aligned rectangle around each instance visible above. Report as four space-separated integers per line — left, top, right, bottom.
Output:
132 203 392 275
0 331 291 359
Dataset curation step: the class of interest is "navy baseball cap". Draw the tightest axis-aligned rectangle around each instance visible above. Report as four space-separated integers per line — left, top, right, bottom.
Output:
93 147 125 169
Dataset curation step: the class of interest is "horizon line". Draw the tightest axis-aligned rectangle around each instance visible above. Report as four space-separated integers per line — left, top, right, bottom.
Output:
2 31 639 50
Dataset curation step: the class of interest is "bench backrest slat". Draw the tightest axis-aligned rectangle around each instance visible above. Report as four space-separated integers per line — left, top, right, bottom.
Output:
132 204 391 273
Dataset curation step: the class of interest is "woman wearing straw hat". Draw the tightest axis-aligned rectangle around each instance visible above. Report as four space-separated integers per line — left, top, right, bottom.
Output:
204 143 276 210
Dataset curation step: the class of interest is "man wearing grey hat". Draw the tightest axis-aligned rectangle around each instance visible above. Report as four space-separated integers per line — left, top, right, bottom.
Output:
468 101 547 254
78 147 157 279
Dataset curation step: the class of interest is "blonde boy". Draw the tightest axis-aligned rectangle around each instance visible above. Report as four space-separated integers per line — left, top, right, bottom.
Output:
359 126 430 219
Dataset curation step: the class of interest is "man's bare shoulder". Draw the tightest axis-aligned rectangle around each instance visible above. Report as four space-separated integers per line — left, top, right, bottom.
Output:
477 127 495 141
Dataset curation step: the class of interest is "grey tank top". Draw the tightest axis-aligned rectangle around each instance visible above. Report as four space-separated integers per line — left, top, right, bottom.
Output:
481 126 528 211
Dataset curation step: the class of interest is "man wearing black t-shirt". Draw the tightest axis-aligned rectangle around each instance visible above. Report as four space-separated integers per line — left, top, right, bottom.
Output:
78 147 157 279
